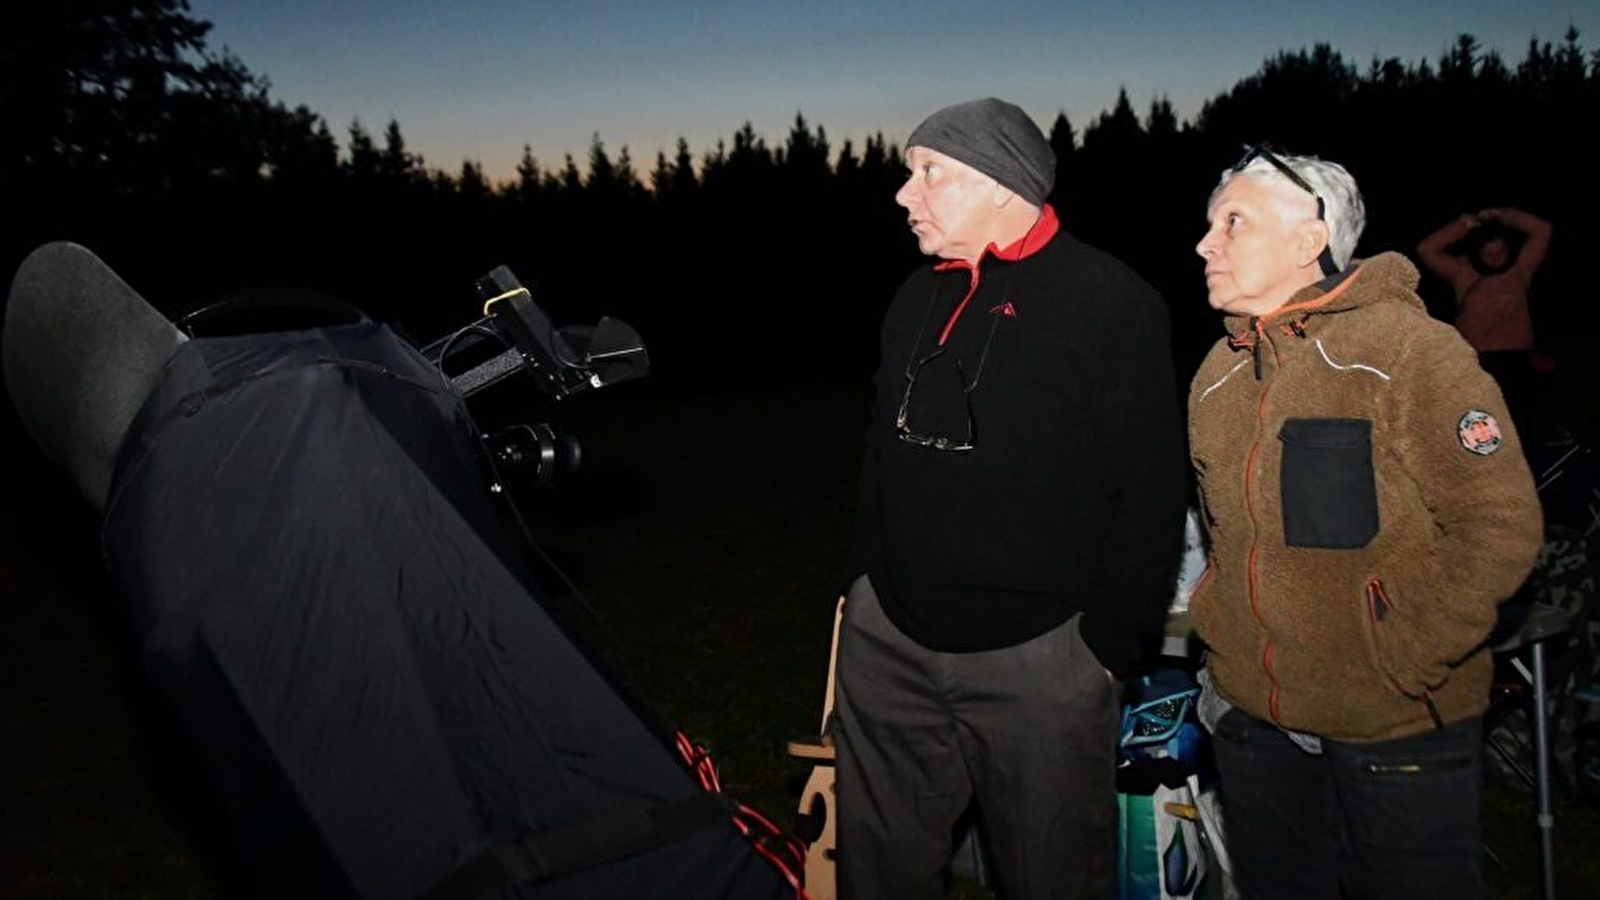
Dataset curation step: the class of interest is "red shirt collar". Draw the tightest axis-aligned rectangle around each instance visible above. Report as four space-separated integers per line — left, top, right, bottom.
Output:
934 203 1060 272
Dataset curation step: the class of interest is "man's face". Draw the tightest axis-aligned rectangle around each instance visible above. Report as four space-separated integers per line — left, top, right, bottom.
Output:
895 147 996 263
1195 176 1321 317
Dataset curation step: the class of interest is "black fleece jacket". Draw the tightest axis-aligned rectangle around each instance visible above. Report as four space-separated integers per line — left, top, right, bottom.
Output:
848 216 1187 675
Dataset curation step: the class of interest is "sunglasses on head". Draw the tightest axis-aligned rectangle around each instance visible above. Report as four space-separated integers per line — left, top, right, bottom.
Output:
1232 144 1339 277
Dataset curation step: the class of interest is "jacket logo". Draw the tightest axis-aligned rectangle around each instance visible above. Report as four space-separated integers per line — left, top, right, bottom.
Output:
989 301 1017 318
1458 410 1503 456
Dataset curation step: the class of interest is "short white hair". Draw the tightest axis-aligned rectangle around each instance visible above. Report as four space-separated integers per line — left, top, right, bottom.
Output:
1212 152 1366 270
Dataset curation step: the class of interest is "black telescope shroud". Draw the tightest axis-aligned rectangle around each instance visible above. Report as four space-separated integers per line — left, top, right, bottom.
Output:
100 321 790 899
2 242 791 900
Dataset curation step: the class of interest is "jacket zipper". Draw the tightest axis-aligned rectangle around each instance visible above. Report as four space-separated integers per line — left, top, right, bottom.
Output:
1365 756 1471 775
1245 330 1284 725
1366 578 1393 622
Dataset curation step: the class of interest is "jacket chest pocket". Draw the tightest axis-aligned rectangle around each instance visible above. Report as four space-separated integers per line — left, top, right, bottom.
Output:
1278 417 1379 549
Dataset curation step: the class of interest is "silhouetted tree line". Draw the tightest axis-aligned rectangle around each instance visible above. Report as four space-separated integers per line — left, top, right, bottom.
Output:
4 3 1596 401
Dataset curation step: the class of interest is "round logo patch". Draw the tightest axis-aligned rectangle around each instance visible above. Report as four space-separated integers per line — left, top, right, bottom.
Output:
1458 410 1503 456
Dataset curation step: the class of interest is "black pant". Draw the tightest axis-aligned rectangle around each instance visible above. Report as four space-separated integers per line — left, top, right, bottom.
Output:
1210 708 1483 900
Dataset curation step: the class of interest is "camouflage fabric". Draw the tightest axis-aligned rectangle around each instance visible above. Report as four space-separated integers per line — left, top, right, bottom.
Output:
1485 525 1598 793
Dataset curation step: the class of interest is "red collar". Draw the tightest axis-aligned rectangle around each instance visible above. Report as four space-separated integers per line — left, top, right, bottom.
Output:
934 203 1060 273
924 204 1056 345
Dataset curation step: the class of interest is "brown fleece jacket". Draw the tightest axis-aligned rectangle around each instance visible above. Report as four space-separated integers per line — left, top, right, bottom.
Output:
1187 251 1542 743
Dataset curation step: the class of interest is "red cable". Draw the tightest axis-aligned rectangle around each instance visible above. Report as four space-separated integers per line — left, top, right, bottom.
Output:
673 731 813 899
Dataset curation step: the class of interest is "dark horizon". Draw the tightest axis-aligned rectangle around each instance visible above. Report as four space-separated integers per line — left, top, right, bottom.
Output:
180 0 1598 184
6 13 1598 411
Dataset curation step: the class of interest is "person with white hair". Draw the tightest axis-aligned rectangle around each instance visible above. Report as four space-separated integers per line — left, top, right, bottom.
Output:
1186 146 1542 900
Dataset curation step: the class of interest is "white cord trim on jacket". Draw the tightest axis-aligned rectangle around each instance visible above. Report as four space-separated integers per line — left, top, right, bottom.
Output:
1314 339 1392 380
1197 360 1250 402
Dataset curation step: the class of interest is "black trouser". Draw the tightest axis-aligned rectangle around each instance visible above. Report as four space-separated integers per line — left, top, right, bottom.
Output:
833 576 1120 900
1210 707 1483 900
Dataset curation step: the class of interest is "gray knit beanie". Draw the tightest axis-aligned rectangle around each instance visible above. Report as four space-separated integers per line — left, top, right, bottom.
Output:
906 97 1055 205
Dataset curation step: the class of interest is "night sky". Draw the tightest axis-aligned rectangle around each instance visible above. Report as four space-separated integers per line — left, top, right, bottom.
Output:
182 1 1597 181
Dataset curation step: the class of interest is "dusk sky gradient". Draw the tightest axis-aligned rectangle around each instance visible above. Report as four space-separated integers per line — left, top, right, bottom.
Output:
187 1 1595 182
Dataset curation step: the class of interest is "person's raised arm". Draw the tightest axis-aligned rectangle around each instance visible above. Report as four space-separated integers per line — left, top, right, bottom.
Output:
1416 214 1477 288
1482 206 1553 277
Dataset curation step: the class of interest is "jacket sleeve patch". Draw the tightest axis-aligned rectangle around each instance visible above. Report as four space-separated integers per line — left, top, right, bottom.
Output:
1457 410 1503 456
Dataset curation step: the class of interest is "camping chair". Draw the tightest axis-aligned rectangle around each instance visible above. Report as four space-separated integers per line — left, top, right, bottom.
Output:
1482 437 1600 900
786 598 846 900
1489 603 1575 900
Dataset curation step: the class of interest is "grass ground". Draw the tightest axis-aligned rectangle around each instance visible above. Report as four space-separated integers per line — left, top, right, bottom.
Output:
3 381 1597 898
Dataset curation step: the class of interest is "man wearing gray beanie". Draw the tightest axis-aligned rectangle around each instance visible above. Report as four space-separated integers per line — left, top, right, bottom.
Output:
833 97 1187 899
